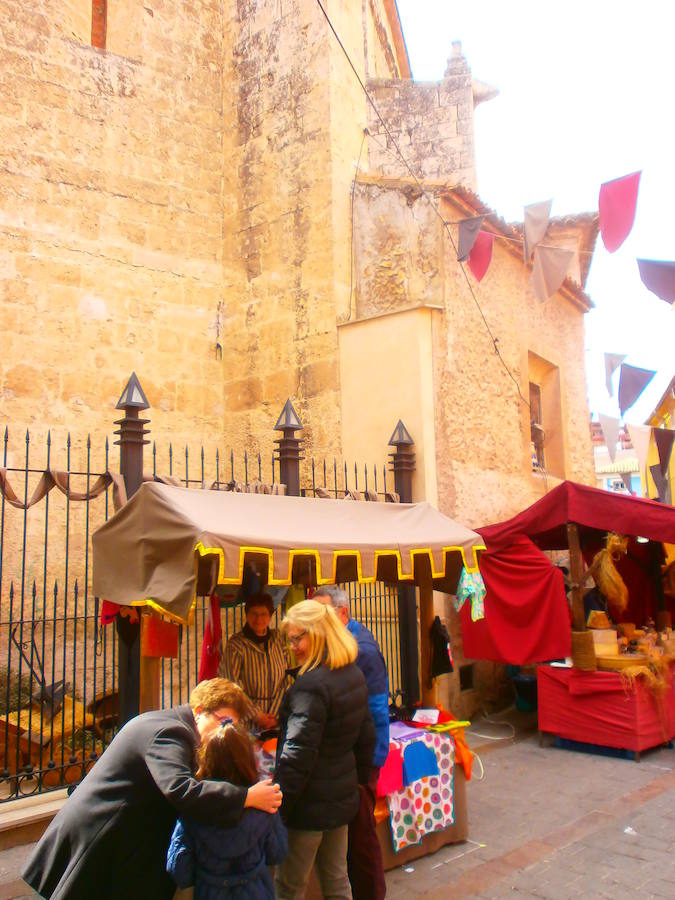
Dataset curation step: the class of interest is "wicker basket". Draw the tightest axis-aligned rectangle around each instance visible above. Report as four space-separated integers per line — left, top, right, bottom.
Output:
571 629 597 671
596 653 648 672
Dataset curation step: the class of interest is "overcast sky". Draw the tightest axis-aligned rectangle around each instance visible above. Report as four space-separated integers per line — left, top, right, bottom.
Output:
397 0 674 424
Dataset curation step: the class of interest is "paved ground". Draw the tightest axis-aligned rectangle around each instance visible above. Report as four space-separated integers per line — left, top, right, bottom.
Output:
0 707 673 899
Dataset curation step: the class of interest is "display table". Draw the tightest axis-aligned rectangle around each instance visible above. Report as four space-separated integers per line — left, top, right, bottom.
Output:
537 662 675 756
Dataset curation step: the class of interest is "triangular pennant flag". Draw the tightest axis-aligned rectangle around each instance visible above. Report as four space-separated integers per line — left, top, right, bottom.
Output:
618 364 656 415
627 424 651 474
457 216 485 262
620 473 634 494
598 171 641 253
523 200 552 261
637 259 675 304
649 464 668 503
467 230 494 282
531 245 575 302
654 428 675 476
604 352 626 396
598 414 621 464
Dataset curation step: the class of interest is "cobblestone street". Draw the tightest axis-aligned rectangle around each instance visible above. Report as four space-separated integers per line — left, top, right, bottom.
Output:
0 709 673 899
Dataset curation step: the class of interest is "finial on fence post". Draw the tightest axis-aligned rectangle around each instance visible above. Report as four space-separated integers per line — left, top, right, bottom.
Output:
274 399 303 497
114 372 150 499
113 373 150 726
388 420 420 705
388 419 415 503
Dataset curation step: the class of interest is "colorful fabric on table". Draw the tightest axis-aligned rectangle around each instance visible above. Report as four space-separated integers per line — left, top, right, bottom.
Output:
376 742 404 798
454 567 486 621
387 733 454 853
402 740 439 784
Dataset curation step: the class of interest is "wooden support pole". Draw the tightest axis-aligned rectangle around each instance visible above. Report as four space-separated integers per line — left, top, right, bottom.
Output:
419 580 437 707
567 523 586 630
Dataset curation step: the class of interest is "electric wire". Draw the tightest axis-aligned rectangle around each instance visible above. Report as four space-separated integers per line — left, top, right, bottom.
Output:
314 0 530 409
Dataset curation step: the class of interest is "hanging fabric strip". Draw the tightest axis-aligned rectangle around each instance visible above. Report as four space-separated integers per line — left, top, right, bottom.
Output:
523 199 552 261
637 259 675 304
598 414 621 464
531 245 575 302
626 423 652 474
0 468 127 512
654 428 675 476
618 364 656 416
457 215 484 261
604 352 627 396
467 230 494 282
598 171 641 253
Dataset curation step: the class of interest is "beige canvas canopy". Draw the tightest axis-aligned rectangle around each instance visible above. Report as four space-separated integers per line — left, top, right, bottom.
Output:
92 482 484 623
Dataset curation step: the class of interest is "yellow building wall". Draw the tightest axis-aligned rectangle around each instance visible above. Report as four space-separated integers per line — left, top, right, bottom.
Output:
646 382 674 503
338 306 441 504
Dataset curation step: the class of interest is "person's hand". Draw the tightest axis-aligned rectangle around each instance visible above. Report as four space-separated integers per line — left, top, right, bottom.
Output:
256 711 278 730
245 778 282 813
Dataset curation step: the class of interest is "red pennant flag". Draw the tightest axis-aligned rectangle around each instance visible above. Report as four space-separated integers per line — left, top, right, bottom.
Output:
467 230 494 282
618 363 656 416
654 428 675 476
198 592 223 682
637 259 675 304
599 171 641 253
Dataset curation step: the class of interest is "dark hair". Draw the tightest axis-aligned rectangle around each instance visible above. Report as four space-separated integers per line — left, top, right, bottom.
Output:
196 723 259 787
245 592 274 616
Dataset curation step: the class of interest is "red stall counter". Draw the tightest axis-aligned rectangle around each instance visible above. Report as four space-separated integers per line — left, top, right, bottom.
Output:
537 663 675 754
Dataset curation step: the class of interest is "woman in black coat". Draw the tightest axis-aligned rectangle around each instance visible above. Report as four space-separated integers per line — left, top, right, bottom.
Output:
22 679 282 900
274 600 375 900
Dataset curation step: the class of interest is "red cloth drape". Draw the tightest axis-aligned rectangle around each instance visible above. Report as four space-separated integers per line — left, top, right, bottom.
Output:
461 534 571 664
198 592 222 682
537 664 675 752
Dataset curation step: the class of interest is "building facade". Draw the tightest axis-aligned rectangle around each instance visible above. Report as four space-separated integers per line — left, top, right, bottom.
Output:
0 0 598 714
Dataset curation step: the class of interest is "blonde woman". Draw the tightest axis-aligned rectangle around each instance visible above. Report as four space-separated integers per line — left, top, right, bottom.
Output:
274 599 375 900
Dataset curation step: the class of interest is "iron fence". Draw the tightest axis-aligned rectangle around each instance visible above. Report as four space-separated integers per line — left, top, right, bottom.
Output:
0 424 409 802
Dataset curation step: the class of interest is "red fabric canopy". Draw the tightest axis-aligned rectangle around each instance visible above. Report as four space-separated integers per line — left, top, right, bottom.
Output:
479 480 675 552
461 534 571 665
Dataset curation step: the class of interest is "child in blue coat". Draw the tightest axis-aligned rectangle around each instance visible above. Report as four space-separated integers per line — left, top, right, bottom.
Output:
167 722 287 900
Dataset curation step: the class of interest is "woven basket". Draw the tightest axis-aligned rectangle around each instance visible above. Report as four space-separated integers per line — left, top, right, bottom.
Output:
571 629 597 671
596 654 648 672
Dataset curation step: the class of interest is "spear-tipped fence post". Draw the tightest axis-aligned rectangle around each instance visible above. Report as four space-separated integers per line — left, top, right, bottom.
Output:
114 372 150 725
388 420 419 705
274 399 303 497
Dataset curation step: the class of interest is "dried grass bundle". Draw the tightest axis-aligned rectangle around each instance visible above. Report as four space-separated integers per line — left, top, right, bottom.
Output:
588 533 628 613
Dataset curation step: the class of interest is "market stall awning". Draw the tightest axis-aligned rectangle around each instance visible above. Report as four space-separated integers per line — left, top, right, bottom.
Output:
92 483 484 622
479 480 675 551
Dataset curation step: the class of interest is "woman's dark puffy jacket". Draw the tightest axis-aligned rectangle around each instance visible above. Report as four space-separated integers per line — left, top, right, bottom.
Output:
274 661 375 830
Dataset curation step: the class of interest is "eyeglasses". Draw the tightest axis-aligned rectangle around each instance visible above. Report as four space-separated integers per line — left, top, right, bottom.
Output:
288 631 307 647
210 713 234 727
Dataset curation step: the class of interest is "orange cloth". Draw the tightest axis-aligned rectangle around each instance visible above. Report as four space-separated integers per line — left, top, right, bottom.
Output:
403 705 474 781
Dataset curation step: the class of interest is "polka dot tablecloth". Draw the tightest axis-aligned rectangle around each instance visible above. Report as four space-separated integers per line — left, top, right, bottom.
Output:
387 732 455 852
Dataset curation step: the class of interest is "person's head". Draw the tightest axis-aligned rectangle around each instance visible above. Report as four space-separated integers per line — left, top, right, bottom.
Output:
282 599 357 674
245 592 274 636
196 722 258 786
189 678 252 744
312 585 350 626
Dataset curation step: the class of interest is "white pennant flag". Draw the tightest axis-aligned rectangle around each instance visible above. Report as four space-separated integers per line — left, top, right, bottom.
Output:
626 424 652 476
598 414 621 464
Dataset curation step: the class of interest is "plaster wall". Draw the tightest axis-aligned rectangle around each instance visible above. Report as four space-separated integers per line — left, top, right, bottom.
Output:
0 0 226 458
338 306 440 504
